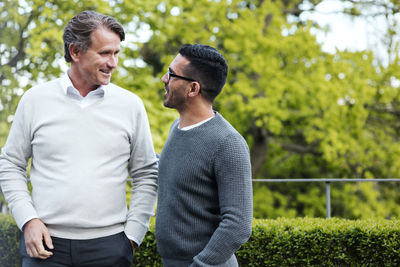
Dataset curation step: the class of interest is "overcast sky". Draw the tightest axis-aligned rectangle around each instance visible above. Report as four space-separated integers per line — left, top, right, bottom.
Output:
300 0 390 63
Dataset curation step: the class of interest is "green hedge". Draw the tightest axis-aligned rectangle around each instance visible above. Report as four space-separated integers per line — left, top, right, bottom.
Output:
0 214 21 267
237 218 400 266
1 214 399 266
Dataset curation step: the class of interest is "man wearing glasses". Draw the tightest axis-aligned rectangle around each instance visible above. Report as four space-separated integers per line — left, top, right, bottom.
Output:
155 44 253 266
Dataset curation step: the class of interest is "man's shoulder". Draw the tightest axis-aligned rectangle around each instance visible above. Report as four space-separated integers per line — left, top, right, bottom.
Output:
213 114 241 136
107 83 143 104
22 78 62 100
211 114 248 147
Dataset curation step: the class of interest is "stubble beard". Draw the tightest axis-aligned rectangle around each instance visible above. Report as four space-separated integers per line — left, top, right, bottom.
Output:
163 86 185 110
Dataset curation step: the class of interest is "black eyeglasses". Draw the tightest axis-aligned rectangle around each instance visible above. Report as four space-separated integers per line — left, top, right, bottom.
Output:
167 68 197 82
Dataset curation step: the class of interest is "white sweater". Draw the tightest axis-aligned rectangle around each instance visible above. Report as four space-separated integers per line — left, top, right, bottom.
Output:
0 75 158 243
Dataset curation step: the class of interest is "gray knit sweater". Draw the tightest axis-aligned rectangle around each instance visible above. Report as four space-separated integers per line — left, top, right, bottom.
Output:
155 113 253 267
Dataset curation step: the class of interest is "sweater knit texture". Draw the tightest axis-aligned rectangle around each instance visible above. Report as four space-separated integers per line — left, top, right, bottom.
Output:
156 113 253 267
0 75 158 242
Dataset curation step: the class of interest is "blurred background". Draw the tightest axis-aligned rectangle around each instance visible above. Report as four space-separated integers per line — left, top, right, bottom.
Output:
1 0 399 219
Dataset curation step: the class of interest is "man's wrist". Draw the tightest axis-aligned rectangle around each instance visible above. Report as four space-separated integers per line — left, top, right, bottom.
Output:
125 234 140 247
129 239 137 249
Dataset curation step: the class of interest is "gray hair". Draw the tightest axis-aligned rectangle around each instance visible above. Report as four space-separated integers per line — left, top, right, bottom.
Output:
63 10 125 62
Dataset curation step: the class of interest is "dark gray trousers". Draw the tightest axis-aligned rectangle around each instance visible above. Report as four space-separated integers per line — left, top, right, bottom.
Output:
20 232 133 267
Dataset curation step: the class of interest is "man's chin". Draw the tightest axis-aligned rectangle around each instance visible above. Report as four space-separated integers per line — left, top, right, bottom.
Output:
100 79 111 85
163 100 173 109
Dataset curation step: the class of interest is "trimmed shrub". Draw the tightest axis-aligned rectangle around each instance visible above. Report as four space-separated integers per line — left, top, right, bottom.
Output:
0 214 21 267
1 215 399 266
133 224 162 266
237 218 400 266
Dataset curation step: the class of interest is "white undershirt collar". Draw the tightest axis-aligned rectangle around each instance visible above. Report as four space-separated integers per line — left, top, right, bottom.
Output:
179 115 215 131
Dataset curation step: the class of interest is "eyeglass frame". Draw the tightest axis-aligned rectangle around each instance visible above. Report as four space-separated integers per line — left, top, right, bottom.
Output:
167 68 197 83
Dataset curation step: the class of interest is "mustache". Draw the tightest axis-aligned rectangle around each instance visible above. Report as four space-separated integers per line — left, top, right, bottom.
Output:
160 84 169 98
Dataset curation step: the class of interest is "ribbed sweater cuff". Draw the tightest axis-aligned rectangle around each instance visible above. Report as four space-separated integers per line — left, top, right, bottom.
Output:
12 202 38 230
124 220 149 245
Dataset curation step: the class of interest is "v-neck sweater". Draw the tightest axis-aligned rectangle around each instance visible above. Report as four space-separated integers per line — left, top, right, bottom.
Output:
0 77 158 242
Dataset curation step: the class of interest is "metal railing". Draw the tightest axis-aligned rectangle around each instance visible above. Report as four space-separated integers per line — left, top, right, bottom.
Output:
253 178 400 218
2 178 400 217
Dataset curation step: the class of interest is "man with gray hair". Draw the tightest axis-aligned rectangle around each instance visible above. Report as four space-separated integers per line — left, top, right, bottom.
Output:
0 10 158 266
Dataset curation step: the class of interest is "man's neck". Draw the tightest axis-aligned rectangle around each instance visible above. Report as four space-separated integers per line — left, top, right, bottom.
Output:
178 104 215 129
67 69 99 97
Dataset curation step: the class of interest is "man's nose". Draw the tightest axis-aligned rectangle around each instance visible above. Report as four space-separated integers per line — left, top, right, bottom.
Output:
161 73 168 84
108 55 118 68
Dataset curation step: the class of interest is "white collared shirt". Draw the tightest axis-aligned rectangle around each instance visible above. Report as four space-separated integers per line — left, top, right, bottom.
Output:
60 74 105 109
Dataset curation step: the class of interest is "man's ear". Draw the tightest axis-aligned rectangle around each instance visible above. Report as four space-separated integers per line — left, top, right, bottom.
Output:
69 43 81 62
188 82 201 97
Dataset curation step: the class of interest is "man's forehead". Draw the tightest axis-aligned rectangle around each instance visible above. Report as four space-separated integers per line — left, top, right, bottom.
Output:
87 27 121 49
170 54 190 71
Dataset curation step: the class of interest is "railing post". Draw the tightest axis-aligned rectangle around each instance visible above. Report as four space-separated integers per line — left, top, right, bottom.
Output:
252 178 400 219
326 182 331 218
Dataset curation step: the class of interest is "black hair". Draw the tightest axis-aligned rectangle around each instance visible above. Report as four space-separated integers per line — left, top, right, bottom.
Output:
179 44 228 102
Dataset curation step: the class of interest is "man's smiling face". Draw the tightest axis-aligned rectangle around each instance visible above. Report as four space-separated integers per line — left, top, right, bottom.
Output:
73 26 121 90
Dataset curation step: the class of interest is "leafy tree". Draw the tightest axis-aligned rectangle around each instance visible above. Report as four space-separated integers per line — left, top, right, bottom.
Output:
1 0 400 219
120 0 400 218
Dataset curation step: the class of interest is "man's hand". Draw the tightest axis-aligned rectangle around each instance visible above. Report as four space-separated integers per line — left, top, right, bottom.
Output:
129 239 137 254
23 218 54 259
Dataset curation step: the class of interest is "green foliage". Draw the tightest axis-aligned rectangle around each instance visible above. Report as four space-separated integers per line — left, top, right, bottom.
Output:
1 0 400 219
237 218 400 266
254 181 400 219
0 214 21 267
133 223 162 267
115 0 400 219
331 181 400 219
1 215 399 266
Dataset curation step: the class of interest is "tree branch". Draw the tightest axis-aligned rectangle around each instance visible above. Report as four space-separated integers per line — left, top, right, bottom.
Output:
366 104 400 117
280 142 321 156
6 10 37 68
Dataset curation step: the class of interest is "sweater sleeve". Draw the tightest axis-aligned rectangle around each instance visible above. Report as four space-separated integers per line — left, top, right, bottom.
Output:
191 133 253 266
124 100 158 245
0 94 38 230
